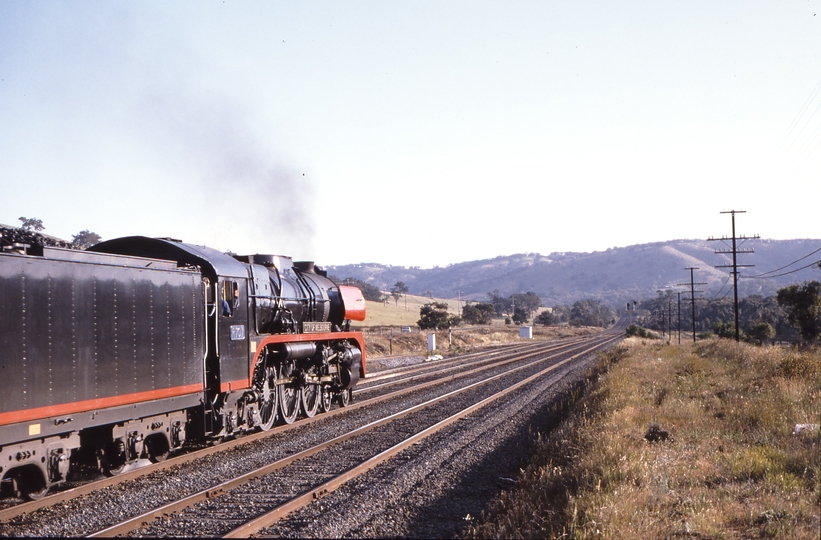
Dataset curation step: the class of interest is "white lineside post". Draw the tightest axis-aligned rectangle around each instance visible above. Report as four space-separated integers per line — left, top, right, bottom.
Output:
427 333 436 352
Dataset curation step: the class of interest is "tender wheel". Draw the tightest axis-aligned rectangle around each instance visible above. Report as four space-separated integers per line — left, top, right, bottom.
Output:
258 365 278 431
23 485 49 501
300 383 320 418
102 440 128 476
338 387 351 407
278 361 300 424
8 468 49 501
318 385 332 413
145 435 170 463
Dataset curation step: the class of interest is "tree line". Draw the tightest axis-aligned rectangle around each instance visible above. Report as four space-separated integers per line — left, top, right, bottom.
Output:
635 280 821 343
418 291 615 330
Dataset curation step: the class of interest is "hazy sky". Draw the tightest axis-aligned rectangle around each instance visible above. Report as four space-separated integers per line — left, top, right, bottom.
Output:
1 2 819 267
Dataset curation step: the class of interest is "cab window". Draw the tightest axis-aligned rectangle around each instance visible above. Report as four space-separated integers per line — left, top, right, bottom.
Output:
221 280 239 317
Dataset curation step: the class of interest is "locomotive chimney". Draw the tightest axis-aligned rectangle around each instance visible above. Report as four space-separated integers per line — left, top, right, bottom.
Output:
294 261 316 274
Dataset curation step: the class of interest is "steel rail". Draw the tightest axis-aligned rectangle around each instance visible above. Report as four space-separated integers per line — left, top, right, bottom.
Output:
0 336 591 523
360 341 536 383
355 336 594 393
88 333 621 538
224 334 623 537
1 331 620 527
0 339 551 522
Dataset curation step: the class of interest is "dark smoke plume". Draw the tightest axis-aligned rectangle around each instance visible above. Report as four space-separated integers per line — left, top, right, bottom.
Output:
137 91 316 256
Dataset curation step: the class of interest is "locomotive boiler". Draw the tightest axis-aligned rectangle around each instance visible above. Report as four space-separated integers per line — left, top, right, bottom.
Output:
0 235 366 499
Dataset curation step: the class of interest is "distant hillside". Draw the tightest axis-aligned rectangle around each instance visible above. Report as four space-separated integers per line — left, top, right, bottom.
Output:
328 239 821 308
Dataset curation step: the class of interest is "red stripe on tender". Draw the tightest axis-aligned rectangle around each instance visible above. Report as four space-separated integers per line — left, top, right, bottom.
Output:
220 380 251 393
0 383 204 427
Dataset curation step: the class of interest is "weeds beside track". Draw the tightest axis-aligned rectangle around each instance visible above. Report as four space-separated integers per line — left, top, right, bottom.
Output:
467 339 821 539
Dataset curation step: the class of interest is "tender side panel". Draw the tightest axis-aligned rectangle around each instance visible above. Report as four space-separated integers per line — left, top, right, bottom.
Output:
0 262 26 409
0 254 205 428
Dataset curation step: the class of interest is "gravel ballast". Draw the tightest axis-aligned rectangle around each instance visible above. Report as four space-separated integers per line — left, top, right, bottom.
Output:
259 345 611 538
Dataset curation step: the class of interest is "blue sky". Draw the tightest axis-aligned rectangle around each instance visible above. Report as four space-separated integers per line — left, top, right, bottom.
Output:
1 2 819 267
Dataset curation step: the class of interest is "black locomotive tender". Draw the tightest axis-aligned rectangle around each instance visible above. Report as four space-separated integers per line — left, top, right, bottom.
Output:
0 235 366 499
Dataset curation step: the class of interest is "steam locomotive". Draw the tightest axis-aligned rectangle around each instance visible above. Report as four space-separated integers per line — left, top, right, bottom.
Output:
0 235 366 499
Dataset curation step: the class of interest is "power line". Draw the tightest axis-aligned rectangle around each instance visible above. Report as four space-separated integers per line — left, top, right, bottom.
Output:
678 267 706 343
774 76 821 156
788 134 821 178
781 97 821 158
744 259 821 279
793 119 821 160
708 210 759 342
717 285 734 301
775 76 821 180
747 245 821 278
711 274 732 300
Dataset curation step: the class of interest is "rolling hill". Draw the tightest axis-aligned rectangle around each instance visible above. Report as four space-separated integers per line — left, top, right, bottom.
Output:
328 239 821 308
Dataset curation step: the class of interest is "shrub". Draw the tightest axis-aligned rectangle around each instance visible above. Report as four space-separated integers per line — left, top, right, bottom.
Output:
626 324 660 339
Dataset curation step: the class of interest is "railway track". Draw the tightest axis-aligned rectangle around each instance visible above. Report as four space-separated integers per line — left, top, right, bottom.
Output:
0 328 623 537
0 336 590 521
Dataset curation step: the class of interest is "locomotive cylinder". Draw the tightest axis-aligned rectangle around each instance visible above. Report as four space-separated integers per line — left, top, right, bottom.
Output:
273 342 318 361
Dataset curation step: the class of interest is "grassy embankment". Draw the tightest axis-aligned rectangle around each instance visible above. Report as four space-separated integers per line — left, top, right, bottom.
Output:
467 338 820 539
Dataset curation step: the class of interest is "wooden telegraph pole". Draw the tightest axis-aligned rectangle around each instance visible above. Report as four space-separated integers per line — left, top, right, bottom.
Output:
708 210 759 342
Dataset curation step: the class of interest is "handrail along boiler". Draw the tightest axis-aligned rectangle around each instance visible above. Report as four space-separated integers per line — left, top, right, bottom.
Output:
0 236 366 499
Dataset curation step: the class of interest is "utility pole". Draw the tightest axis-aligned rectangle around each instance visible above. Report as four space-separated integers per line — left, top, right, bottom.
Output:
668 300 672 343
660 309 665 339
679 267 706 343
708 210 759 342
677 292 681 344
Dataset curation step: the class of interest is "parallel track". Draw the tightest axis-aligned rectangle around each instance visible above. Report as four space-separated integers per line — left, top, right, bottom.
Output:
95 332 622 537
0 327 624 537
0 335 591 522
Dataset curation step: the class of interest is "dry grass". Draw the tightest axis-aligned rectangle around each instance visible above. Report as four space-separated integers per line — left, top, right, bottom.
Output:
465 339 821 539
363 324 600 359
357 294 601 358
356 294 462 327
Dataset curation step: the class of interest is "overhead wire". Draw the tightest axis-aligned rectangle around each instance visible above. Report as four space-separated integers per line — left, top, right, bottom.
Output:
780 96 821 158
744 259 821 279
711 274 732 300
706 237 821 304
745 245 821 278
717 286 734 300
789 133 821 178
774 75 821 156
774 76 821 180
793 117 821 158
